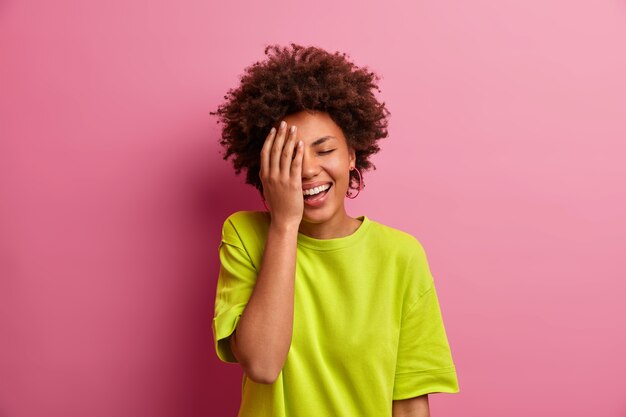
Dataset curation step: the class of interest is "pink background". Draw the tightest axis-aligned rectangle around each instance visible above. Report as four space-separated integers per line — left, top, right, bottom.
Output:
1 0 625 416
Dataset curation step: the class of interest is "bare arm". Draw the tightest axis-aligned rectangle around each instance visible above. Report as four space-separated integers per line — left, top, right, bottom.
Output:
392 395 430 417
229 222 298 384
229 121 304 384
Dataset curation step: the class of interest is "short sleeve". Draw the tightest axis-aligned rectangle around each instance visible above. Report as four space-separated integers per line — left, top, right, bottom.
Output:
211 217 258 363
393 278 460 400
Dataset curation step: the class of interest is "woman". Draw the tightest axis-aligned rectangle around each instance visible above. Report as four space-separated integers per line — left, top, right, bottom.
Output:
210 43 459 417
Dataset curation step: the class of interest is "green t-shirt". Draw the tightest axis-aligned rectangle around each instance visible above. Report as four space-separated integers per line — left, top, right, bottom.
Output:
212 210 459 416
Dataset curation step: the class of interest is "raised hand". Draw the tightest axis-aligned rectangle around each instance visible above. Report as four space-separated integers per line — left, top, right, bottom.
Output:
259 120 304 228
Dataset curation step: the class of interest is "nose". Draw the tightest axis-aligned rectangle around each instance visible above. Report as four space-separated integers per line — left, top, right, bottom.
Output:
300 147 320 179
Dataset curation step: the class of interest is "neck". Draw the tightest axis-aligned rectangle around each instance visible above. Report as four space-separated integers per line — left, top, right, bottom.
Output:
298 210 362 240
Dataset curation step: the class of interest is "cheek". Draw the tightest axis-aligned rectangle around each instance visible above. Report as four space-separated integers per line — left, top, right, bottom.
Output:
326 161 350 184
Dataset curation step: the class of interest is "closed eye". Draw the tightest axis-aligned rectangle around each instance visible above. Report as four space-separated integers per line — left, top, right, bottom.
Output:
319 149 336 154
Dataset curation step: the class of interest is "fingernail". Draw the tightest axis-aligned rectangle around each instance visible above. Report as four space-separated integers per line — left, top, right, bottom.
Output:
280 120 286 129
290 125 296 133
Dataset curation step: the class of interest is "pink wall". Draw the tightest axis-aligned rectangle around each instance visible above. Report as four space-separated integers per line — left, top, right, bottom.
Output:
1 0 625 416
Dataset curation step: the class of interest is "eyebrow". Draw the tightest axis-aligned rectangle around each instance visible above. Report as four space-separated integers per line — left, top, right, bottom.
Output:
311 136 336 146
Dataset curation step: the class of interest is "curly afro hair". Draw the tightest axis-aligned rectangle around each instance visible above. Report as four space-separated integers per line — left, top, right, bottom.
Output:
210 43 391 198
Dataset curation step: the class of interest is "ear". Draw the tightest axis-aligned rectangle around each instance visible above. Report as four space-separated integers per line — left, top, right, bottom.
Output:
349 146 356 169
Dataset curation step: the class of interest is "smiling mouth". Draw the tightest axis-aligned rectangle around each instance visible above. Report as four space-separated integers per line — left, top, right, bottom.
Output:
303 184 332 201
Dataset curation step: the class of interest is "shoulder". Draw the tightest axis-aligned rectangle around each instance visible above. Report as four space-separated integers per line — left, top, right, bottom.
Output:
367 218 427 260
223 210 269 230
221 210 270 252
368 219 434 295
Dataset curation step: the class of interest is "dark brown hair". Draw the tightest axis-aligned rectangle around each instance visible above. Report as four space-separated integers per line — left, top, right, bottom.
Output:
210 43 391 197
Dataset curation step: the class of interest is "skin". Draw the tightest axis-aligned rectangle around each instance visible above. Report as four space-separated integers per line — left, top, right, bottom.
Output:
267 109 363 239
229 116 303 384
392 395 430 417
230 110 429 415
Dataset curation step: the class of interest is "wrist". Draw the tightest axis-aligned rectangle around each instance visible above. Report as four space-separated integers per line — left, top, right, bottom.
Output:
269 220 300 235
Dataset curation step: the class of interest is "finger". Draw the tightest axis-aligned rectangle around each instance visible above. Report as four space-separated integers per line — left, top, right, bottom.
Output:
270 120 287 176
260 127 276 178
280 125 297 175
290 139 304 180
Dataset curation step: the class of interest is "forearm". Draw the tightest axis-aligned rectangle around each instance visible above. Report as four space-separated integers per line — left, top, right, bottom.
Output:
231 221 298 383
392 394 430 417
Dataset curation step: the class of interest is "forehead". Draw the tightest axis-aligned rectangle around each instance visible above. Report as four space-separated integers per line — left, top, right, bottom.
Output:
279 110 346 145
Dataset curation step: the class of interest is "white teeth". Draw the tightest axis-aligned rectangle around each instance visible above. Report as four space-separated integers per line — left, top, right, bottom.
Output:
303 184 331 196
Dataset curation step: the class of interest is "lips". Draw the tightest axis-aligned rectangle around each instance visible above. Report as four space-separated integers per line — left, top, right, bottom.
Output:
303 183 332 206
302 181 332 192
